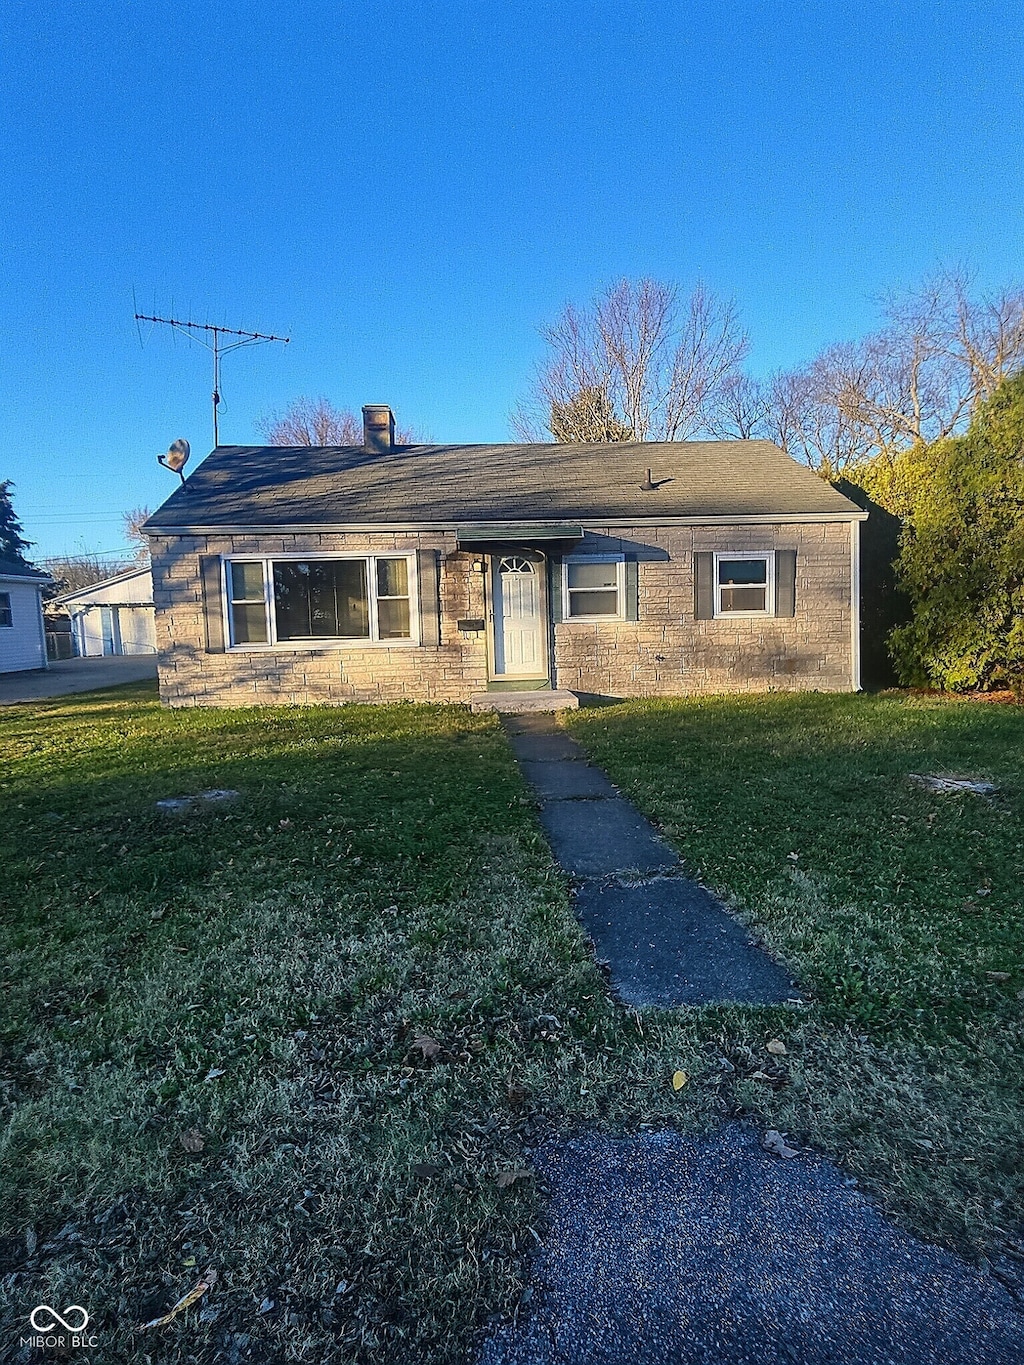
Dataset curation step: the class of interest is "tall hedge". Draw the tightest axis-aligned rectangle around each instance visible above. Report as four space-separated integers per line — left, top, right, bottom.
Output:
891 372 1024 693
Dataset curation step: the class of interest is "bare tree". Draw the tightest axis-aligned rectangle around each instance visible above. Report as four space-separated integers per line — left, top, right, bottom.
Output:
42 554 134 600
762 268 1024 475
705 373 770 440
256 396 419 446
514 278 749 442
548 384 633 443
122 507 152 563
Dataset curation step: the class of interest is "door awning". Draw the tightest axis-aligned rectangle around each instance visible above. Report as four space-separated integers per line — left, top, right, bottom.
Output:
455 523 584 548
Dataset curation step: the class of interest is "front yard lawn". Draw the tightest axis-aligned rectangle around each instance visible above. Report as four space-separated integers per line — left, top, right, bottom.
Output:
568 692 1024 1251
1 685 1022 1362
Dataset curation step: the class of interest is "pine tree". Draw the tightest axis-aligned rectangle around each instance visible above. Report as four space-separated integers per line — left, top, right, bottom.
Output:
0 481 32 564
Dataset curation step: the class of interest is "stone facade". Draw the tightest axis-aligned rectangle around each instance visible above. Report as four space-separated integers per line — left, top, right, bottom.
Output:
149 519 857 708
555 521 856 697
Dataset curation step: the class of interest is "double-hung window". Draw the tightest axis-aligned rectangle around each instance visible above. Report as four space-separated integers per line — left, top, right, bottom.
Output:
714 552 775 616
562 555 625 620
225 555 416 647
0 592 11 627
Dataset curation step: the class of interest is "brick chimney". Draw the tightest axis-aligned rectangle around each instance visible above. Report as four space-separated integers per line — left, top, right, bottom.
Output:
362 404 395 455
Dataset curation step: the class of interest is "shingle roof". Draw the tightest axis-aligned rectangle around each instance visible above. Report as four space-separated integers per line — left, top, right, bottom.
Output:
0 555 49 580
143 440 862 532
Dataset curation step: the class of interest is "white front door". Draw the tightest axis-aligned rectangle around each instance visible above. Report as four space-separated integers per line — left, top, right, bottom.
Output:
491 555 547 678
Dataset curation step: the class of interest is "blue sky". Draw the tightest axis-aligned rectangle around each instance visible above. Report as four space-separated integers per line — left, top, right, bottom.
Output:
2 1 1022 560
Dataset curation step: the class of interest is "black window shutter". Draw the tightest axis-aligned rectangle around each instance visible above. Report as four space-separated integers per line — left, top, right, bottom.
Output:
199 555 225 653
549 557 563 624
694 551 714 620
776 550 797 617
417 550 441 646
624 557 639 621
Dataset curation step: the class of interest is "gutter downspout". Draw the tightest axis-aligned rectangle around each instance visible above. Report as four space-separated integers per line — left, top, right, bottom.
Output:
36 586 49 670
851 518 862 692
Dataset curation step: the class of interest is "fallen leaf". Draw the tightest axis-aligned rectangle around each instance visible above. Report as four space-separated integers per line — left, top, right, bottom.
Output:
412 1162 442 1180
986 971 1011 982
140 1268 218 1329
203 1067 226 1082
671 1070 688 1091
506 1079 529 1108
179 1127 205 1154
412 1034 442 1062
766 1039 787 1056
763 1130 798 1159
749 1070 778 1082
495 1168 532 1189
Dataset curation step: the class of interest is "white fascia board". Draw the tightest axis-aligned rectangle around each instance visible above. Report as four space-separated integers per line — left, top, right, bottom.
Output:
54 566 151 604
0 573 52 586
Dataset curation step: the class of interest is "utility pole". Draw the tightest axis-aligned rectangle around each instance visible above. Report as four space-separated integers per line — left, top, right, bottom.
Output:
134 314 290 447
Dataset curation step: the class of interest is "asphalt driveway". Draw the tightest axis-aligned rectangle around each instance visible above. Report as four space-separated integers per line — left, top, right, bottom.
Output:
0 655 157 705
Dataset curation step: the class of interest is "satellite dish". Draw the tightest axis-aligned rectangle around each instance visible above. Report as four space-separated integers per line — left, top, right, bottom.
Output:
158 438 191 485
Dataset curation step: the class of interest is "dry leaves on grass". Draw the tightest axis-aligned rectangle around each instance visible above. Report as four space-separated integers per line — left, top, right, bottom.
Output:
766 1039 787 1056
495 1169 532 1189
178 1127 205 1154
763 1131 798 1160
410 1034 442 1062
140 1268 218 1329
671 1070 689 1091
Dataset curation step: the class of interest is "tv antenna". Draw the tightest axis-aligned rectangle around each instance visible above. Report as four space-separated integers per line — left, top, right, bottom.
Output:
134 313 290 447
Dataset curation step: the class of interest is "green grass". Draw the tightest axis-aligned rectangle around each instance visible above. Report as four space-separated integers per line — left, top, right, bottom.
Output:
1 684 1023 1362
567 691 1024 1251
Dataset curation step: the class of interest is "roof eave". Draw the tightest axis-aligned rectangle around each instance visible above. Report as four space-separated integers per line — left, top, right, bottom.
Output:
145 510 868 537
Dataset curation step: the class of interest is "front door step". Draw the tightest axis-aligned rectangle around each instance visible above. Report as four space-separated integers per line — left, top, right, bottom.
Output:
471 689 579 714
486 678 551 692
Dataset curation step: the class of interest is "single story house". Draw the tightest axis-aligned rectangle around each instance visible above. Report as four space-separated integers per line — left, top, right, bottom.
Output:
56 565 156 657
143 405 867 709
0 557 51 674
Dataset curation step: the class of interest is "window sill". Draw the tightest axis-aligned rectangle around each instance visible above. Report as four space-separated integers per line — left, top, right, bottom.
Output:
711 611 774 620
561 615 627 625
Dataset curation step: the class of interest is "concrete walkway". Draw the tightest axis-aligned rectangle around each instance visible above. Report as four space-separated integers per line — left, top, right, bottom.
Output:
487 718 1024 1364
479 1126 1024 1365
504 713 796 1007
0 655 157 705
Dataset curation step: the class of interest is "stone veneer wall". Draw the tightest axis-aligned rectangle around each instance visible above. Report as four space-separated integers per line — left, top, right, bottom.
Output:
553 521 855 696
150 519 856 708
150 530 488 708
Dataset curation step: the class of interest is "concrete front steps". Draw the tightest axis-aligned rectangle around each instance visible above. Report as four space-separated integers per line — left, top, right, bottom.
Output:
470 689 580 714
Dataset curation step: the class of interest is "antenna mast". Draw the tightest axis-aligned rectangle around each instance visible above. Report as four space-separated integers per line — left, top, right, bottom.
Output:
134 313 290 446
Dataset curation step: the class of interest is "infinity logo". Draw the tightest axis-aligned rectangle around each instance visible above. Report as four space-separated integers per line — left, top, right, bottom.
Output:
29 1304 90 1332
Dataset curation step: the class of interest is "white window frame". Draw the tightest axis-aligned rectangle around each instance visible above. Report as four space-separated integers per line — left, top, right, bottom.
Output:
561 554 626 622
713 550 775 618
0 591 11 627
222 553 420 650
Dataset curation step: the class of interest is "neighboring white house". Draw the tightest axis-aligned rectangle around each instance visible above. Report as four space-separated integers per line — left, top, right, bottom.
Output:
57 565 156 657
0 557 51 674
